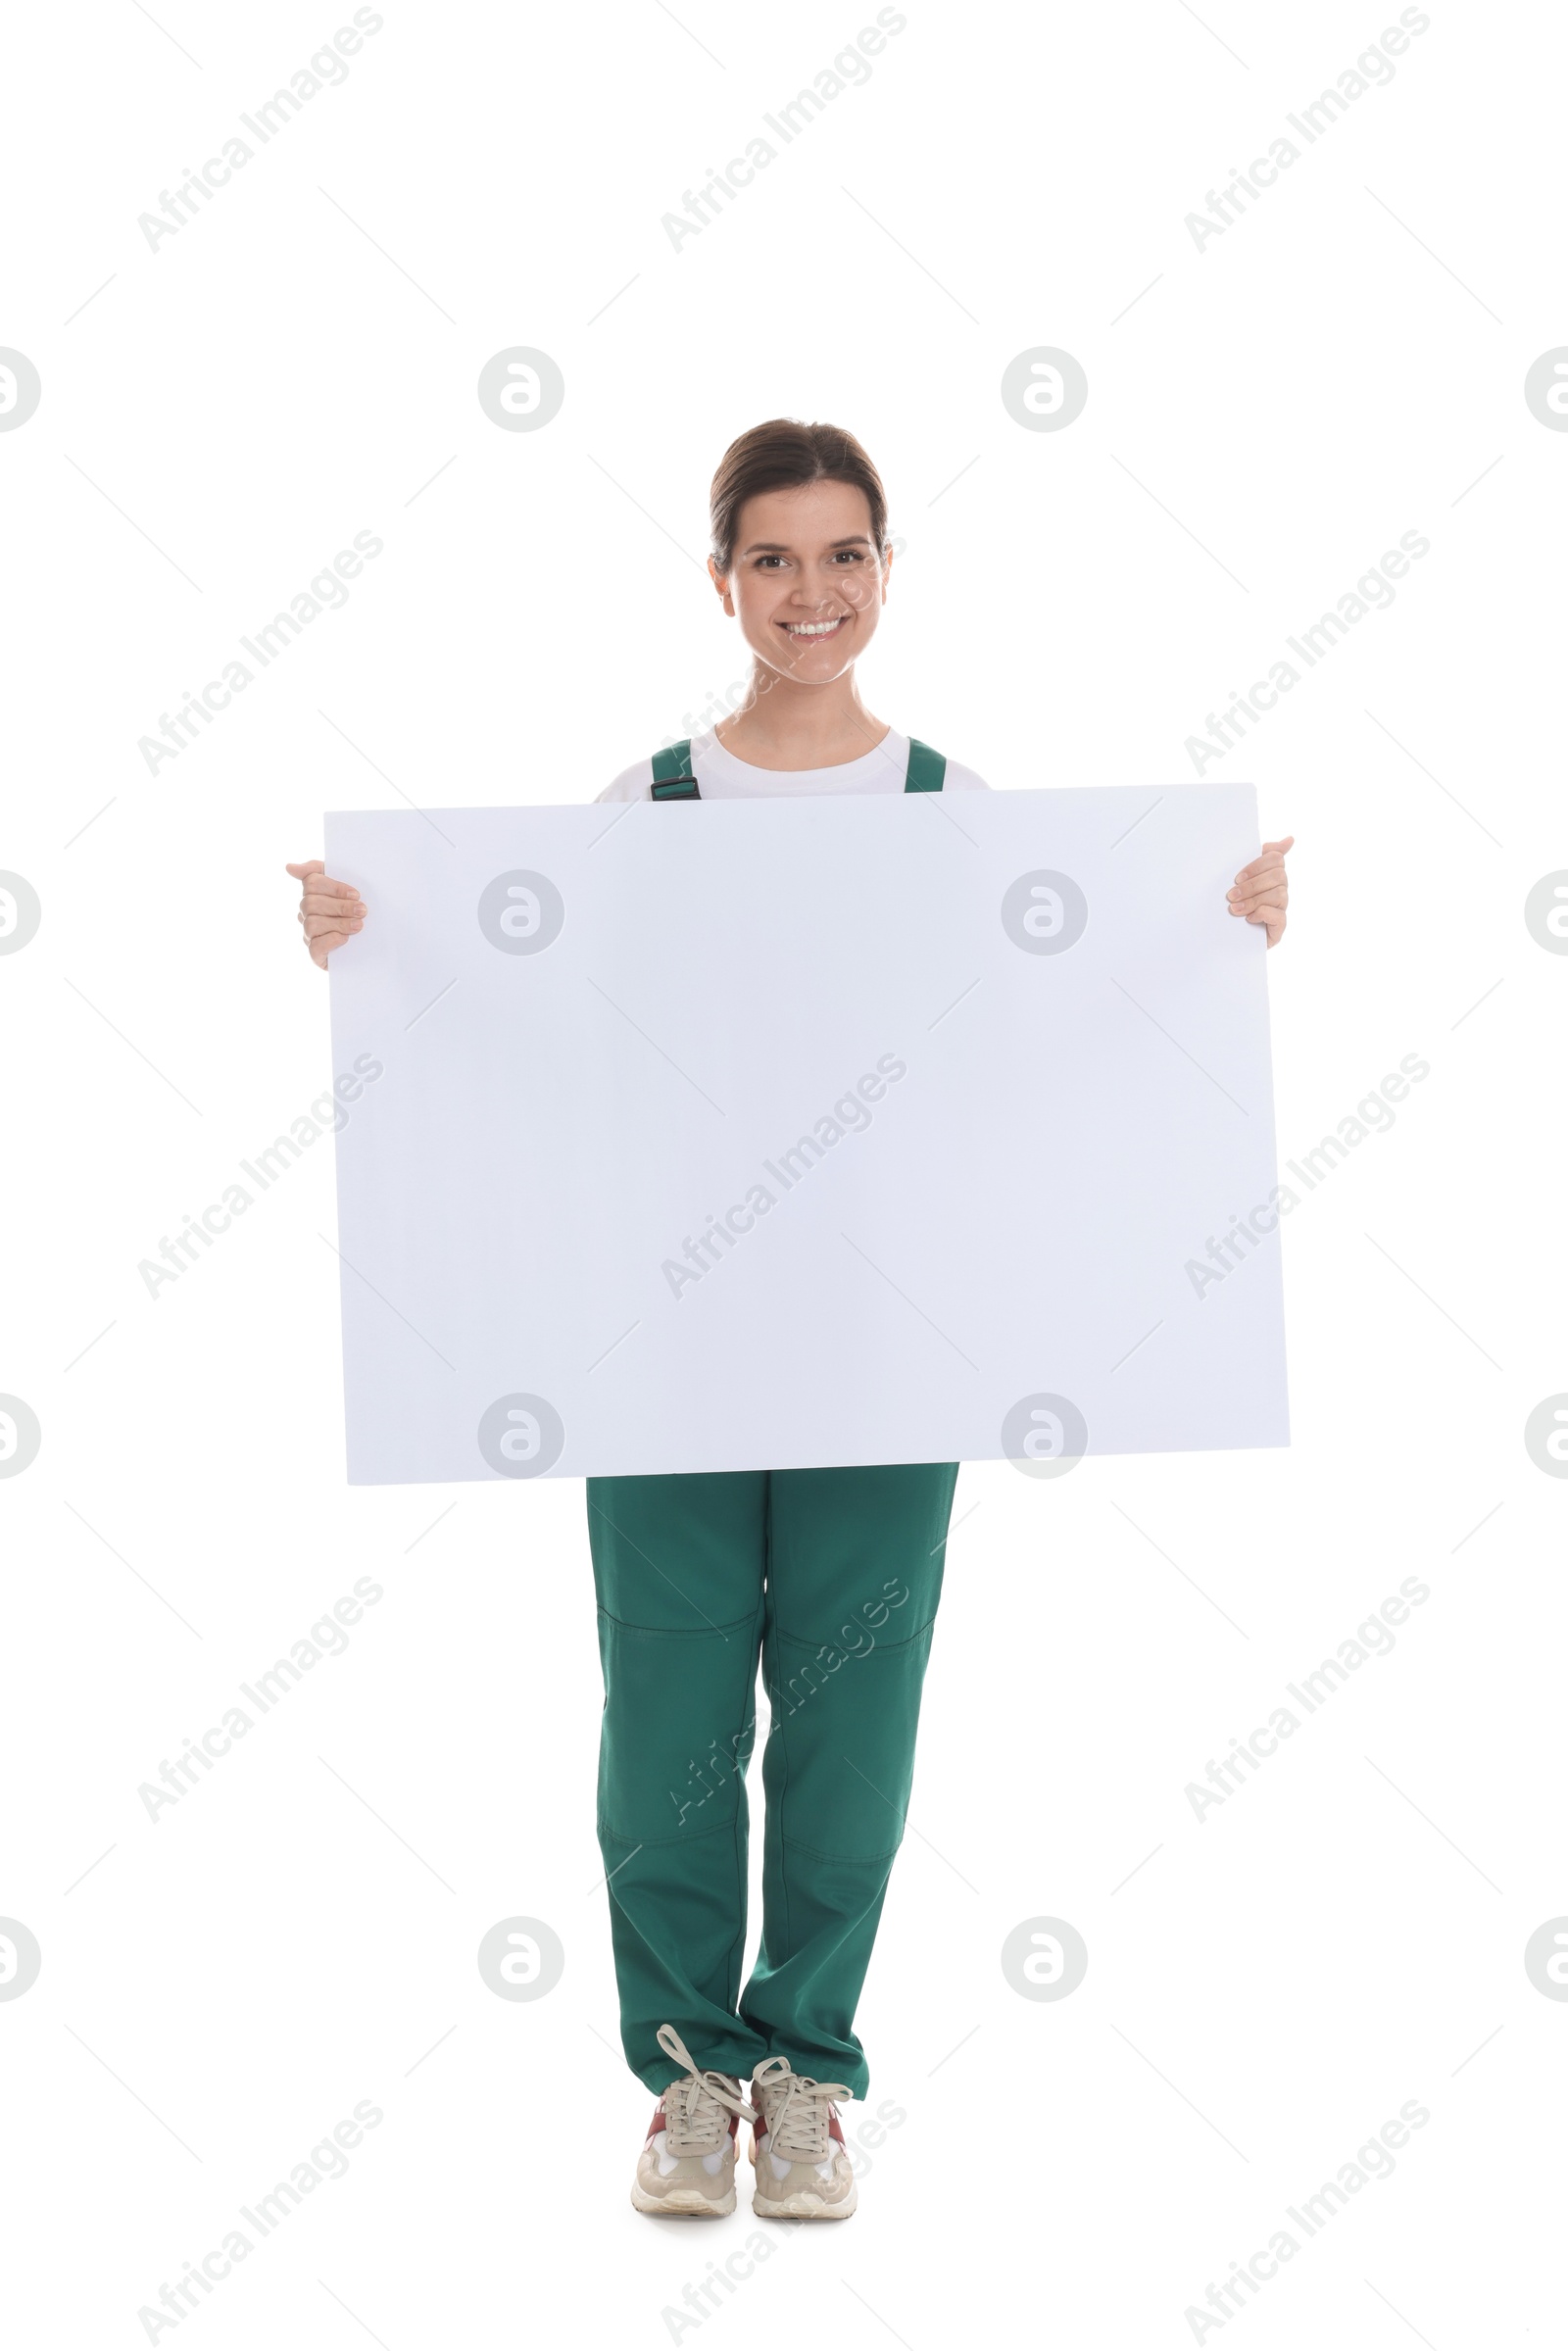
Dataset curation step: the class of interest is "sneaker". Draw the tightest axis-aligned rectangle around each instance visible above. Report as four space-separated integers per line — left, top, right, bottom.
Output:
749 2056 858 2220
631 2025 759 2219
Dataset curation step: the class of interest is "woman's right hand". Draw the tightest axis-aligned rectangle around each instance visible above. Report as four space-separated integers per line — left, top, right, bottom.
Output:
286 860 365 969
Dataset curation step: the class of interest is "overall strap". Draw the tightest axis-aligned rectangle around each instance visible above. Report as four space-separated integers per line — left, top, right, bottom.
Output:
651 739 699 800
654 735 943 797
904 738 946 793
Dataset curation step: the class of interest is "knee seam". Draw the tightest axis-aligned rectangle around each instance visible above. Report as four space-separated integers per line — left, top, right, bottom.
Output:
597 1604 759 1640
777 1831 902 1866
599 1813 740 1850
769 1619 937 1658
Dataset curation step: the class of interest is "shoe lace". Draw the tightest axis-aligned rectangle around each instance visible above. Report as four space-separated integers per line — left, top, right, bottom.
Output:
753 2055 852 2161
656 2024 758 2157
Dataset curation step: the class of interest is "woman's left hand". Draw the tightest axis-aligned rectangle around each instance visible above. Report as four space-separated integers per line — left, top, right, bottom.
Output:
1227 835 1294 948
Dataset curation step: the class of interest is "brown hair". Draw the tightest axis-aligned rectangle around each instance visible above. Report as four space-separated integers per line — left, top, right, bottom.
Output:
709 418 888 572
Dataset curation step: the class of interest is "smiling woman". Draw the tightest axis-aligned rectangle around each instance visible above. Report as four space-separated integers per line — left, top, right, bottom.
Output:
284 410 1292 2228
597 417 990 798
568 416 988 2226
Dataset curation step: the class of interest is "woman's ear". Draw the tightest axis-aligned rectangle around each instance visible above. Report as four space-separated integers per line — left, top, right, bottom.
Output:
708 556 735 616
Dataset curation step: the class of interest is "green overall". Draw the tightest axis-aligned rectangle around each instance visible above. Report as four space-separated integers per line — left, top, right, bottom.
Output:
587 736 959 2098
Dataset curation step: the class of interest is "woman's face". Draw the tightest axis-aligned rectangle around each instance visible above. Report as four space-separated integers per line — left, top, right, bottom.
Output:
711 478 889 687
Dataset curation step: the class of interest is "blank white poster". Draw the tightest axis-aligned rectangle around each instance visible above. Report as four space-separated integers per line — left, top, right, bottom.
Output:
324 784 1288 1482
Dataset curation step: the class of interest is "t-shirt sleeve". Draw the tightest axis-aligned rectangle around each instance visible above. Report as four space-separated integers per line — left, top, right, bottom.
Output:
596 757 656 804
943 759 991 791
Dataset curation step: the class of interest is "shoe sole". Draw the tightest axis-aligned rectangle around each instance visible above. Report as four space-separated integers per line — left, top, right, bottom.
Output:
630 2181 736 2219
751 2184 858 2221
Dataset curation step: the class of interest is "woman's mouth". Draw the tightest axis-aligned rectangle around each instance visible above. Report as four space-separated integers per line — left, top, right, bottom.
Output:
781 615 850 640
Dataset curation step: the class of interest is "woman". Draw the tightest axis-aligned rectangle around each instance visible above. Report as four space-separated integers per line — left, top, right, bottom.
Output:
289 418 1292 2222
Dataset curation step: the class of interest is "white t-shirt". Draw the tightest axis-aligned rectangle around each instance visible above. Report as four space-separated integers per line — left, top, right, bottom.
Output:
597 725 990 802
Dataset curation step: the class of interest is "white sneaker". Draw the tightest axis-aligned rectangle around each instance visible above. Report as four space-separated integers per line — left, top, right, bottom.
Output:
631 2025 759 2219
749 2056 858 2220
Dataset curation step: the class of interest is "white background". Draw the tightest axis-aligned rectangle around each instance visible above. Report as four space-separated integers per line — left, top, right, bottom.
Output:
2 1 1564 2344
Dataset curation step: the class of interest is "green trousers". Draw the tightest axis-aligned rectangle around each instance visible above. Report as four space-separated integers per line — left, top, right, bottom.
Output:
586 1462 958 2098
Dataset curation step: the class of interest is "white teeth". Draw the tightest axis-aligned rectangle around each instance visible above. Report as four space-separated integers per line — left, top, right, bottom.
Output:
787 618 844 636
